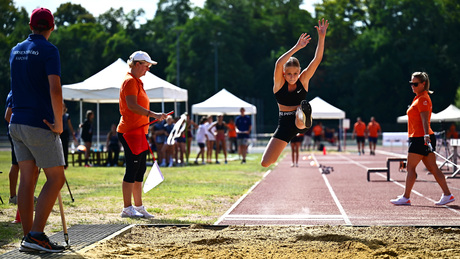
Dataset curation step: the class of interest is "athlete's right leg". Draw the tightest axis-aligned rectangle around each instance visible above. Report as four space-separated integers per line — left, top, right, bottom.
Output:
403 153 423 198
261 138 288 167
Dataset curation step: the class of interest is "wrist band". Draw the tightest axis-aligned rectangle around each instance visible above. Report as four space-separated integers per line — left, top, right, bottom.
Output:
424 134 430 138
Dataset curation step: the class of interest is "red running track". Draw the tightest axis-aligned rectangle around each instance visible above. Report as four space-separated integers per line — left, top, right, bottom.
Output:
215 147 460 226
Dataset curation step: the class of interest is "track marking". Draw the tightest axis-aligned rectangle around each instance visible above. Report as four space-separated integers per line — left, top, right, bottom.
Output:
311 154 352 225
337 153 460 216
222 215 344 221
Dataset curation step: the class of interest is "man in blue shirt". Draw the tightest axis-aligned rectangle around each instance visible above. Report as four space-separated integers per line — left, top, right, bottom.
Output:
9 7 66 253
235 108 252 164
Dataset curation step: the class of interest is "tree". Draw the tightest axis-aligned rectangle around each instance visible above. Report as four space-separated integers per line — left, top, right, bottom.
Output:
54 3 95 27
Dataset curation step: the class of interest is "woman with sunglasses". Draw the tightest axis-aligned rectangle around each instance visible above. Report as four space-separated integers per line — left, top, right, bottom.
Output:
117 51 167 218
261 19 329 167
391 72 455 206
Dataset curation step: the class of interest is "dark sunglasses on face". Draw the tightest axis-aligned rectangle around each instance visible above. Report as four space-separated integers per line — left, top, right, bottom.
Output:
409 82 419 87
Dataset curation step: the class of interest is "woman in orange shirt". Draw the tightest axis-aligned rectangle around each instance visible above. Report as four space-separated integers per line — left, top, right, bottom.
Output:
391 72 454 206
117 51 167 218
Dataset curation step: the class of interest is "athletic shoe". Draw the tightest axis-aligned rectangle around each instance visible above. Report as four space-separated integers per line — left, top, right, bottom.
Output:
21 233 65 253
291 163 295 167
390 195 411 205
296 100 313 129
216 161 220 164
9 196 17 205
435 194 455 205
121 206 144 218
295 163 299 167
134 205 155 219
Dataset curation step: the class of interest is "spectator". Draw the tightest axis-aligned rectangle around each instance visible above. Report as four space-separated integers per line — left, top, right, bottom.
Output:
312 122 324 151
227 118 238 153
194 117 208 165
106 124 121 166
60 102 77 169
290 133 304 167
161 115 175 167
205 115 215 164
236 108 252 164
80 110 94 167
208 114 228 164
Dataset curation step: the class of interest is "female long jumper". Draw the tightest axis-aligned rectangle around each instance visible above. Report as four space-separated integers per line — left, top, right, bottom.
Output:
261 19 329 167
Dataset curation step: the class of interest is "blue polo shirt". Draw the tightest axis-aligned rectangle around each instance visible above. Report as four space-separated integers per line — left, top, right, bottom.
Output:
235 115 251 139
9 34 61 130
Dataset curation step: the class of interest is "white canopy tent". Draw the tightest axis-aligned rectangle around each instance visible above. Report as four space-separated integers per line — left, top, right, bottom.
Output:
63 58 188 145
308 97 346 151
396 104 460 123
191 88 257 136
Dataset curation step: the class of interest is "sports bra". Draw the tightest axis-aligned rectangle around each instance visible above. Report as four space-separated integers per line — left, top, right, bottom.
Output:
216 123 226 131
274 81 307 106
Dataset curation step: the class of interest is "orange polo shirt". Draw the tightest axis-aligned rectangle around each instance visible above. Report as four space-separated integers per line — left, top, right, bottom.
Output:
117 73 150 134
407 91 434 138
354 121 366 137
227 122 237 138
367 121 381 138
313 125 323 136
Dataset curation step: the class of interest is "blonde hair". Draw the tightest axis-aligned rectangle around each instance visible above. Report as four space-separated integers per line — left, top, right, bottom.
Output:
283 57 300 70
412 72 433 94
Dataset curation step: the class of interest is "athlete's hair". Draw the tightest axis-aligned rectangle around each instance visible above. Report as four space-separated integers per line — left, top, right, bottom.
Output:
283 57 300 70
86 110 94 120
412 72 433 94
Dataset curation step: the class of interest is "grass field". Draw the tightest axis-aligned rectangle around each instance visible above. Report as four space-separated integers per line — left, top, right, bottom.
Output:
0 150 276 253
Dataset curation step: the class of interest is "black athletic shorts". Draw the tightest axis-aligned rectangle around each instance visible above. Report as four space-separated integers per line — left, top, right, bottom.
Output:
408 134 436 156
273 111 308 143
356 136 365 143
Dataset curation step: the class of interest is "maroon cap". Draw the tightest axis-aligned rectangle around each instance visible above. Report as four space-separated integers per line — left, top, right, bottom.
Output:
30 8 54 30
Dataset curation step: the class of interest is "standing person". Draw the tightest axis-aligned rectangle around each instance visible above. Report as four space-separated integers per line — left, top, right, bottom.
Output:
261 19 329 167
80 110 94 167
153 119 166 166
205 115 215 164
391 72 455 206
194 117 207 164
106 124 121 166
117 50 167 218
184 114 197 164
5 91 19 205
367 116 381 155
290 133 304 167
236 108 252 164
161 116 175 167
302 127 313 151
9 8 66 252
60 102 77 169
352 117 366 155
208 115 228 164
227 118 238 153
312 122 324 151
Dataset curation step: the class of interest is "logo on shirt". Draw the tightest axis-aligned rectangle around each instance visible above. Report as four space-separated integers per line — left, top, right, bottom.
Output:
297 89 302 93
423 101 428 106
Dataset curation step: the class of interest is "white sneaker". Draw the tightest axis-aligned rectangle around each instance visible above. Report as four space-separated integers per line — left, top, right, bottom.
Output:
134 205 155 219
435 194 455 205
390 195 411 205
121 206 144 218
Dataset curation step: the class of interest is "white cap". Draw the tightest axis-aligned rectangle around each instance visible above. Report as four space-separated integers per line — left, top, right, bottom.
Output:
128 51 157 65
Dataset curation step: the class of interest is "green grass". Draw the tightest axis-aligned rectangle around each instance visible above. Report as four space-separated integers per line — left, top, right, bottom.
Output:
0 150 278 252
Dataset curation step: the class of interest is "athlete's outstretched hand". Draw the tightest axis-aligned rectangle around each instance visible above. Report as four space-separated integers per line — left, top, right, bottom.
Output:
295 33 311 49
315 18 329 37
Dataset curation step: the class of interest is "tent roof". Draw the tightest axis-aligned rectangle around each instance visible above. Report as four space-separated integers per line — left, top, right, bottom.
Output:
191 88 257 115
62 58 187 103
431 104 460 122
397 104 460 123
309 97 345 119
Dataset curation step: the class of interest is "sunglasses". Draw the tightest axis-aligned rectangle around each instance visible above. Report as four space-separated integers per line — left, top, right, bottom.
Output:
409 82 419 87
138 61 152 68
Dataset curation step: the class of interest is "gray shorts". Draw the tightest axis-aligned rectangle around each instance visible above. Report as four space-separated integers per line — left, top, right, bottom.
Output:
9 124 65 168
237 138 249 146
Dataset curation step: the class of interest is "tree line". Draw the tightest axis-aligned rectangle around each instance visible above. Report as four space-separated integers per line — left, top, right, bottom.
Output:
1 0 459 133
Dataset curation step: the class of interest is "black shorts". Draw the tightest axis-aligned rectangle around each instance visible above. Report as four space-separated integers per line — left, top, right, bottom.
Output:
408 134 436 156
273 111 308 143
356 136 365 143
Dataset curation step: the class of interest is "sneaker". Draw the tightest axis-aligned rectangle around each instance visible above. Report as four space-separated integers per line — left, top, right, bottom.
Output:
21 233 65 253
390 195 411 205
9 196 17 205
121 206 144 218
297 100 312 129
134 205 155 219
215 161 220 164
435 194 455 205
291 163 295 167
295 163 299 167
19 236 37 253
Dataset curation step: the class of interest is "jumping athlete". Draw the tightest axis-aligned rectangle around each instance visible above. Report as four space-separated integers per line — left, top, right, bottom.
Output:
261 18 329 167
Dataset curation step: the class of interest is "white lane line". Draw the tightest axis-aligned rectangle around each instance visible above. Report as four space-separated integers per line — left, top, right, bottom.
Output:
214 168 274 225
312 154 352 226
339 154 460 216
223 215 344 221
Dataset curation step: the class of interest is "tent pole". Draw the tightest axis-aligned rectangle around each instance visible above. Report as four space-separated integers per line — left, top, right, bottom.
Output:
79 99 83 145
97 102 100 149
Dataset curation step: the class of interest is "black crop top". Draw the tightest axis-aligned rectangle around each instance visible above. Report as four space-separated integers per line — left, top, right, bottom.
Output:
274 81 307 106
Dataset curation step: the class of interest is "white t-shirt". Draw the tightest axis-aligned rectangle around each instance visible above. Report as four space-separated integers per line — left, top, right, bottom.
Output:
195 124 207 144
205 122 216 141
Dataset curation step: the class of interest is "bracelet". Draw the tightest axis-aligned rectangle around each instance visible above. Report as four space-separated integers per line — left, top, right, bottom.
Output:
424 134 430 138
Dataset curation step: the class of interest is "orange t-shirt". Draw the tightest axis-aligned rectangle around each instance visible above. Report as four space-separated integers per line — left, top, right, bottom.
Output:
353 121 366 137
367 122 381 138
227 122 237 138
313 125 323 136
407 91 434 138
117 73 150 134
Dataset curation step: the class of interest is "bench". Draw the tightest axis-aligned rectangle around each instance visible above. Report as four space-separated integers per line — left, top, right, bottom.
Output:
367 157 407 181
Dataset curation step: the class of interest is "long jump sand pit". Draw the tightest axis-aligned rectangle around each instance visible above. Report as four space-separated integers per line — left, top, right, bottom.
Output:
81 224 460 258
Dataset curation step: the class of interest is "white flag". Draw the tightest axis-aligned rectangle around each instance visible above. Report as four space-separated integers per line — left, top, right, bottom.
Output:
143 161 164 193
